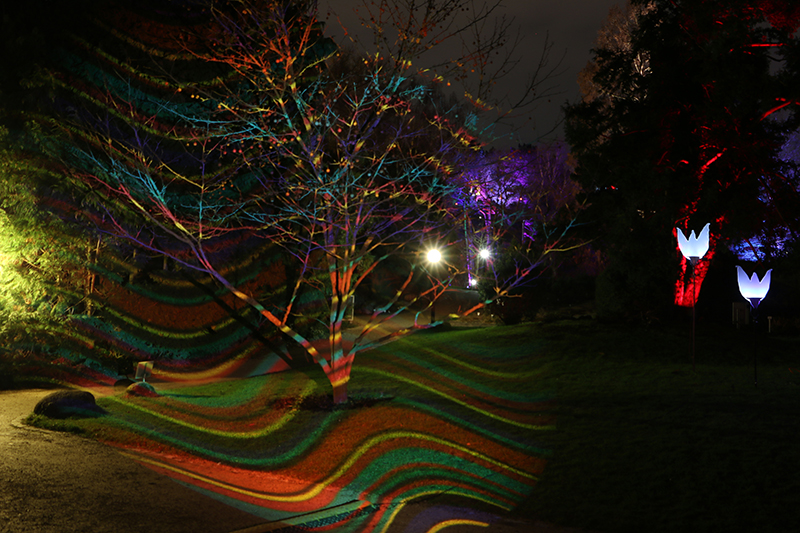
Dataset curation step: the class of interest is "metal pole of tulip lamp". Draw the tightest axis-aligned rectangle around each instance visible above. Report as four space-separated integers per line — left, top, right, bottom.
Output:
676 224 710 370
736 266 771 387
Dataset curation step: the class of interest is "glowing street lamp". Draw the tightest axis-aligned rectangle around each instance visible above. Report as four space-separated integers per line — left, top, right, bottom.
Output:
468 247 491 288
676 223 710 370
426 248 442 323
736 266 772 387
427 248 442 264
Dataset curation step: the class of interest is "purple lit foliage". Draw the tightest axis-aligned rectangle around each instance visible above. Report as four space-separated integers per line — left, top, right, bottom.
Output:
459 142 583 294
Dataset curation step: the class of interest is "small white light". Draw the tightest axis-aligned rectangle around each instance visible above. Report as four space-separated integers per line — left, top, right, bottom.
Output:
479 248 491 260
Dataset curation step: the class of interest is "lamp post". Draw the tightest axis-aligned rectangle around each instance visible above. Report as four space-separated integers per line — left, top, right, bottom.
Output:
427 248 442 323
736 266 772 387
676 223 710 370
468 247 492 288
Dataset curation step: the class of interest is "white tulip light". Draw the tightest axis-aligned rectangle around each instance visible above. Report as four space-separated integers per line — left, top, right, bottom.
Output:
736 266 772 308
675 223 711 371
677 223 710 263
736 265 772 387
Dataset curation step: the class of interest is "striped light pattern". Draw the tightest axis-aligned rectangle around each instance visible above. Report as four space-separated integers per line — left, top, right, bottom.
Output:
91 328 551 532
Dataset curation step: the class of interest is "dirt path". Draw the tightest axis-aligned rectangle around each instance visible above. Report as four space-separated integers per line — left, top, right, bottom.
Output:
0 389 263 533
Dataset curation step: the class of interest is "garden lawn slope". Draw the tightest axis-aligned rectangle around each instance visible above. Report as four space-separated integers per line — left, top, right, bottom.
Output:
29 320 800 532
31 324 552 532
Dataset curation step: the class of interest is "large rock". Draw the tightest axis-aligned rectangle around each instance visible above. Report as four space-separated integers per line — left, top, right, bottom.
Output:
33 390 104 419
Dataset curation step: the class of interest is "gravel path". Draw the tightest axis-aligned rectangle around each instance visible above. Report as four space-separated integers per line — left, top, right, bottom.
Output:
0 389 263 533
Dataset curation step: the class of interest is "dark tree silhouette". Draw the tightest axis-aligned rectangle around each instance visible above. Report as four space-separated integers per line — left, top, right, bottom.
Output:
566 0 800 319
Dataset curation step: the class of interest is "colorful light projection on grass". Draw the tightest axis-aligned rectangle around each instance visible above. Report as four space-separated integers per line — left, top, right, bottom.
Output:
19 241 299 389
96 330 551 532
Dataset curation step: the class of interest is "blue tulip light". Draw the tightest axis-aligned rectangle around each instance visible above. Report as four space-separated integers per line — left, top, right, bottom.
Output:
676 223 710 370
736 265 772 387
736 266 771 309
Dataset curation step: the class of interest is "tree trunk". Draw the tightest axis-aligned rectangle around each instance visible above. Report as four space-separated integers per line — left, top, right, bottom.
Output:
332 380 348 405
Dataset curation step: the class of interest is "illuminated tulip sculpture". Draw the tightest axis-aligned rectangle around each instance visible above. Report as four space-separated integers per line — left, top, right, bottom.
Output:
736 266 771 310
736 266 772 386
677 223 710 265
676 223 710 370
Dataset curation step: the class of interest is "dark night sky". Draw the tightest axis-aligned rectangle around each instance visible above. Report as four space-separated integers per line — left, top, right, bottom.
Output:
320 0 626 147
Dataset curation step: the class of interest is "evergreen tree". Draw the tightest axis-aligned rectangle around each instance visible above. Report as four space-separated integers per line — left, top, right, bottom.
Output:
0 126 102 385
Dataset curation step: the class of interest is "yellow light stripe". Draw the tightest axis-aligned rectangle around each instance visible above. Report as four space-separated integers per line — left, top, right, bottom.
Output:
418 346 546 380
152 345 260 381
119 451 329 502
359 368 554 431
119 430 535 503
106 381 316 438
330 375 350 387
378 491 510 533
426 519 489 532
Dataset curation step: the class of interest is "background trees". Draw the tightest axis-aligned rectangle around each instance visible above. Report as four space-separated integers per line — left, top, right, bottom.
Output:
566 0 800 320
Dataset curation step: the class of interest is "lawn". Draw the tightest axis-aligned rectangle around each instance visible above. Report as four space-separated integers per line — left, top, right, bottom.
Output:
27 318 800 532
521 319 800 533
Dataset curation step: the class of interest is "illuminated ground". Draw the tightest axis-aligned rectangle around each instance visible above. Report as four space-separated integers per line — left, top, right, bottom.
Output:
0 389 264 533
10 319 574 533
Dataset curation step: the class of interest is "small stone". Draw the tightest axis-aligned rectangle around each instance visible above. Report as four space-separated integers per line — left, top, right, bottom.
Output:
126 382 158 397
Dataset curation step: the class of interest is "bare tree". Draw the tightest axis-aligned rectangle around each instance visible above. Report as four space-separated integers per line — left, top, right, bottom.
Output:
334 0 565 138
58 0 578 403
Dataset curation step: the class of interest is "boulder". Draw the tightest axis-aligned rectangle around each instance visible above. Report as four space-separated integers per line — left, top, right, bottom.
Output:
114 378 135 391
125 382 158 397
33 390 104 419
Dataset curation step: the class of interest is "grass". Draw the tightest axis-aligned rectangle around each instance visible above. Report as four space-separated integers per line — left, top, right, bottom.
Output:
25 318 800 532
519 319 800 533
